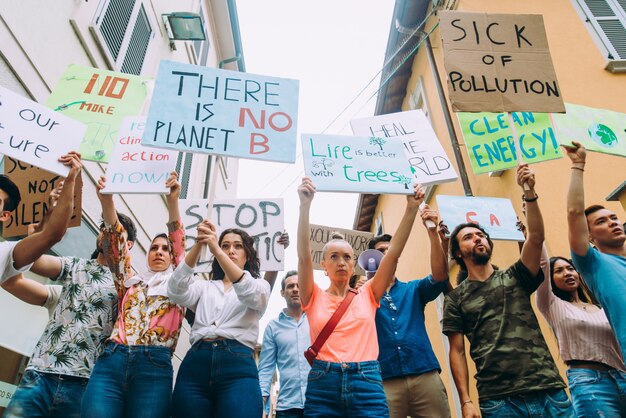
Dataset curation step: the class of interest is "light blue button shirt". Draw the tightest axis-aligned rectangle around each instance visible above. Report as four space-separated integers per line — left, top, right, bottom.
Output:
258 310 310 411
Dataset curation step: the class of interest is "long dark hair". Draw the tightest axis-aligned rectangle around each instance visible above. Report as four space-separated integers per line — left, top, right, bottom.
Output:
549 256 598 305
211 228 260 280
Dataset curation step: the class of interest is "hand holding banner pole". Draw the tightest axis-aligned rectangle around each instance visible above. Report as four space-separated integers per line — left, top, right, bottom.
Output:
508 112 531 191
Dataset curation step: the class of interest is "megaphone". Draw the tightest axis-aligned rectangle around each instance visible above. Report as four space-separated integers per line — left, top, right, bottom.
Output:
357 249 384 279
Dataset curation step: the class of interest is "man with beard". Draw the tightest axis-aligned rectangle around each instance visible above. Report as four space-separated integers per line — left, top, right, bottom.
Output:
442 164 573 418
258 271 310 418
563 141 626 359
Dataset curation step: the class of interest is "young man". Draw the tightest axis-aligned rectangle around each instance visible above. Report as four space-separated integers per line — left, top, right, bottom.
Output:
258 271 310 418
368 205 450 418
563 141 626 359
443 164 573 418
3 156 138 418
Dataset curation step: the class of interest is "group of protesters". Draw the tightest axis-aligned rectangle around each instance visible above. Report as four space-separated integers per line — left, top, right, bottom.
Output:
0 140 624 418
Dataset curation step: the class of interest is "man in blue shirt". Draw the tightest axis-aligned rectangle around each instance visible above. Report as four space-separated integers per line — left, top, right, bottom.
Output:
258 271 310 418
368 205 450 418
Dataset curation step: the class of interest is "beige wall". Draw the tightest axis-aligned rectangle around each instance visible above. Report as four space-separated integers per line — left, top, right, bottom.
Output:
371 0 626 415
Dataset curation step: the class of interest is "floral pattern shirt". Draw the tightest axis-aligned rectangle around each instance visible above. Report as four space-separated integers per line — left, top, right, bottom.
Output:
102 220 186 349
26 257 117 378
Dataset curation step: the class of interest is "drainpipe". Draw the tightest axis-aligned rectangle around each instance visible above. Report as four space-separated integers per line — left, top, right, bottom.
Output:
425 36 473 196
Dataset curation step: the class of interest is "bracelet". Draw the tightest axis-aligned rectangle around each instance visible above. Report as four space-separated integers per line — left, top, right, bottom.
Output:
522 193 539 202
571 166 584 172
461 399 472 407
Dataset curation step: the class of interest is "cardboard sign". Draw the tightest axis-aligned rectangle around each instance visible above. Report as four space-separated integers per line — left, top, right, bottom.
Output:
309 224 373 276
3 157 82 238
180 198 285 272
142 61 299 163
103 117 179 194
553 103 626 158
439 12 565 113
0 380 17 408
45 64 149 162
351 110 457 185
301 134 415 194
0 86 85 176
436 195 524 241
458 111 562 174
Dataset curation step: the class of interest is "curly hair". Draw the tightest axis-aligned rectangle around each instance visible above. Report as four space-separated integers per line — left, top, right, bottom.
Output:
449 222 494 272
211 228 261 280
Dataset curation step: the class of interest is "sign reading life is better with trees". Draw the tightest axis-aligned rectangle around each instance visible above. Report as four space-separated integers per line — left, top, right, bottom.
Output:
142 61 299 163
180 198 285 272
103 117 178 194
0 86 85 177
436 195 524 241
457 111 562 174
553 103 626 158
439 12 565 113
351 110 457 185
301 134 415 194
45 65 148 162
309 224 373 276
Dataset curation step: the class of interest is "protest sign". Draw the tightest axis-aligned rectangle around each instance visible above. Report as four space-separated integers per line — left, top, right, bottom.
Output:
0 380 17 408
553 103 626 158
439 11 565 113
351 110 457 185
3 157 82 238
309 224 373 276
457 111 562 174
0 86 85 176
142 61 299 163
180 198 285 272
436 195 524 241
301 134 415 194
45 64 149 162
103 117 178 194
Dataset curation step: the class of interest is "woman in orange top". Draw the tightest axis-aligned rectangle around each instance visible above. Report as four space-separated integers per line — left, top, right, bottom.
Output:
296 177 425 417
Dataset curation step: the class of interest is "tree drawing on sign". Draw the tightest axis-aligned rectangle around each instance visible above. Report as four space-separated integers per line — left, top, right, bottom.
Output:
397 175 412 190
369 137 387 150
312 158 335 171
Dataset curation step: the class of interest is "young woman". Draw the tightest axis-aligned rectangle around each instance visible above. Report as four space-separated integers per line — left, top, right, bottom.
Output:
296 177 425 417
167 223 270 418
536 254 626 417
82 172 191 418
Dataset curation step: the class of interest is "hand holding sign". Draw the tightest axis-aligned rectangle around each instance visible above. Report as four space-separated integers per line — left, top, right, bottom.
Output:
298 177 317 205
560 141 587 165
195 220 213 246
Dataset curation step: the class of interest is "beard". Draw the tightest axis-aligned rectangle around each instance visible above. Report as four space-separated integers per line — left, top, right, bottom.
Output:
469 246 492 265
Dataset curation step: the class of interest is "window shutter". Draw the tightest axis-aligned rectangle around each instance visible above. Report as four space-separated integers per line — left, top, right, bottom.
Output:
120 4 153 75
580 0 626 59
99 0 137 61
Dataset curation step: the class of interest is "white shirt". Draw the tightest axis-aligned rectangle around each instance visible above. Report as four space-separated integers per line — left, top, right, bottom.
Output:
167 263 271 349
0 240 33 284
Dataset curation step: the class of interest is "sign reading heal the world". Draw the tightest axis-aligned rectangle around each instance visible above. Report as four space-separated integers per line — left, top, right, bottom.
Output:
439 12 565 113
301 134 415 194
0 86 85 177
142 61 299 163
45 64 148 162
180 198 285 272
553 103 626 158
309 224 373 276
458 111 562 174
436 195 524 241
103 117 178 194
351 110 457 185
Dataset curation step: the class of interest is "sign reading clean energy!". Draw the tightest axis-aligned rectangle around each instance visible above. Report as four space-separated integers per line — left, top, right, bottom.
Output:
0 85 85 177
350 110 457 185
457 111 562 174
439 12 565 113
103 117 178 194
553 103 626 158
142 61 299 163
45 64 148 162
309 224 373 276
436 195 524 241
301 134 415 194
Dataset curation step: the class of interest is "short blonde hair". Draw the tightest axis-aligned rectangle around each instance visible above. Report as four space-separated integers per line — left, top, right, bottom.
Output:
321 232 353 259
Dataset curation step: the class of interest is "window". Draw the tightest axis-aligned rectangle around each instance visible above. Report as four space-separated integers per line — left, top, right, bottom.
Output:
374 213 384 236
575 0 626 71
175 152 194 199
407 76 431 121
91 0 155 75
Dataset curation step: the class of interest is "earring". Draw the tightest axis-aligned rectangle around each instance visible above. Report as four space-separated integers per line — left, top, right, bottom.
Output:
324 271 328 276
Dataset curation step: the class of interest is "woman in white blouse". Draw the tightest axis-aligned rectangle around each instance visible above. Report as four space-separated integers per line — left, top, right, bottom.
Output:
167 222 270 418
536 254 626 417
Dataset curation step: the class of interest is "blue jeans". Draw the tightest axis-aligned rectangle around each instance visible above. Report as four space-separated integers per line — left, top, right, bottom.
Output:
171 339 262 418
480 388 575 417
80 342 173 418
304 360 389 418
567 368 626 417
4 370 88 418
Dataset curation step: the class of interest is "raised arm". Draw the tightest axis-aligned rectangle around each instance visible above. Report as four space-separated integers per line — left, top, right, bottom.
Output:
518 164 544 275
296 177 316 307
535 245 553 314
370 184 425 301
168 220 209 307
165 172 185 267
448 333 480 418
1 274 48 306
562 142 590 256
421 205 448 282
